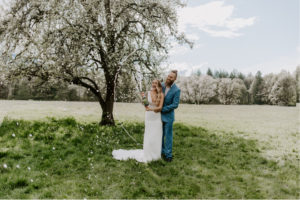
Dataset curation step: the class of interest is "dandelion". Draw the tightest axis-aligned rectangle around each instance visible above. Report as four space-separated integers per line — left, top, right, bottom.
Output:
3 164 7 168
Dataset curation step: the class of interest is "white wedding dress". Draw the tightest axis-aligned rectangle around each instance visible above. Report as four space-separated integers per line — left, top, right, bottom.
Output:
112 91 163 163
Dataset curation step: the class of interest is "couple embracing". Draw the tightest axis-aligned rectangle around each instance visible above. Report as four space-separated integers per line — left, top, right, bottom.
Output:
112 70 181 163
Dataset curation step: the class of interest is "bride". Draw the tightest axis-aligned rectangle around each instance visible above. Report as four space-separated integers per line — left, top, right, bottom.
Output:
112 79 164 163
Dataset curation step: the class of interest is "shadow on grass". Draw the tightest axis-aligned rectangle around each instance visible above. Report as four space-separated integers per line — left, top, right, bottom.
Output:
0 117 298 199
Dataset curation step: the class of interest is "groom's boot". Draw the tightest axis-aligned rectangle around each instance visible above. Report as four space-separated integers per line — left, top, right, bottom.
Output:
161 154 172 162
164 157 172 162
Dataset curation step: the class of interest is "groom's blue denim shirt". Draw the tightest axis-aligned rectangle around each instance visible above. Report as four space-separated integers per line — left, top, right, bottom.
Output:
161 82 181 123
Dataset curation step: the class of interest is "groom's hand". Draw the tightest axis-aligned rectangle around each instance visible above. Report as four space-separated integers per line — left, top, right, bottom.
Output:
153 108 160 113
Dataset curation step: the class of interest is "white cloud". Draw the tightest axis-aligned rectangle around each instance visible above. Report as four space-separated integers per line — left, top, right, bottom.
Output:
178 1 256 38
169 46 191 56
167 61 209 76
244 55 299 75
169 42 202 56
185 33 200 41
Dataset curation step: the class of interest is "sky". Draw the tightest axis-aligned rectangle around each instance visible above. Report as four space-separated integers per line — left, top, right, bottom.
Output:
168 0 300 76
0 0 299 76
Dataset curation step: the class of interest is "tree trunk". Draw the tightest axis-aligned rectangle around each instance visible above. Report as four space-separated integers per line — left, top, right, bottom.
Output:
99 77 116 126
100 100 115 126
7 84 13 99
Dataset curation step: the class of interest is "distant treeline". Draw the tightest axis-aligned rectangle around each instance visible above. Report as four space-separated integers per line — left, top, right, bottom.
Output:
0 67 299 106
178 67 300 106
0 72 137 103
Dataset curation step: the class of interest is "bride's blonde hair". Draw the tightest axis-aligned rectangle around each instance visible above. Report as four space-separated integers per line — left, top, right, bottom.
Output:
154 79 163 106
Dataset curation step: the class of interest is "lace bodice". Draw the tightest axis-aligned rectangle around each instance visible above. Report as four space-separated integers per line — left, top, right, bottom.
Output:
147 91 157 109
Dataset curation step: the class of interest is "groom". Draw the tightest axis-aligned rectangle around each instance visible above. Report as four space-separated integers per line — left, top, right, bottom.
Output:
156 70 181 162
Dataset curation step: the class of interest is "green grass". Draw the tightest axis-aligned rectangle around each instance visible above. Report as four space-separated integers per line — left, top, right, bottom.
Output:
0 118 299 198
1 100 299 162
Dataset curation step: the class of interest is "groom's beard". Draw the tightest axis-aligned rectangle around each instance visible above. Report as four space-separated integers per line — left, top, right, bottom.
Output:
165 80 174 87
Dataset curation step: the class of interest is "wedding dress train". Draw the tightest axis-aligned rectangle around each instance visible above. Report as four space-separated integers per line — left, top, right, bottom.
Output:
112 91 163 163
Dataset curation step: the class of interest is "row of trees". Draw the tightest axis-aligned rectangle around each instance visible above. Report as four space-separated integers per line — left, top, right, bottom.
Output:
0 72 137 102
1 67 299 106
178 67 300 106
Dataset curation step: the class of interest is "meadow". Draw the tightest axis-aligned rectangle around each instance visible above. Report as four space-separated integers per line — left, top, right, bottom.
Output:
0 100 299 198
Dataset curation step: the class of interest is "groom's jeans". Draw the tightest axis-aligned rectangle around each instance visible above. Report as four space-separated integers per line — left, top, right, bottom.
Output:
162 121 173 158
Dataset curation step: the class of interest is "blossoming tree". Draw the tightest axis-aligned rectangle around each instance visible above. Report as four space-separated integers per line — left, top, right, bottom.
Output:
0 0 190 125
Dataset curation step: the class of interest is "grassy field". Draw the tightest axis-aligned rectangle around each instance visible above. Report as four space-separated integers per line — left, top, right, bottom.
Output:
0 100 299 161
0 118 299 198
0 100 299 198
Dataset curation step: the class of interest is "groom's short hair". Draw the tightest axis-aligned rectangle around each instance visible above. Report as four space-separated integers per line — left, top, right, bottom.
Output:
171 70 178 78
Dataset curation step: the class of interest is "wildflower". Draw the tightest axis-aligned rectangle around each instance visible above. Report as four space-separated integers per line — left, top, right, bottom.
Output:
3 164 7 168
52 147 55 150
12 133 15 137
16 164 20 169
27 166 31 171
